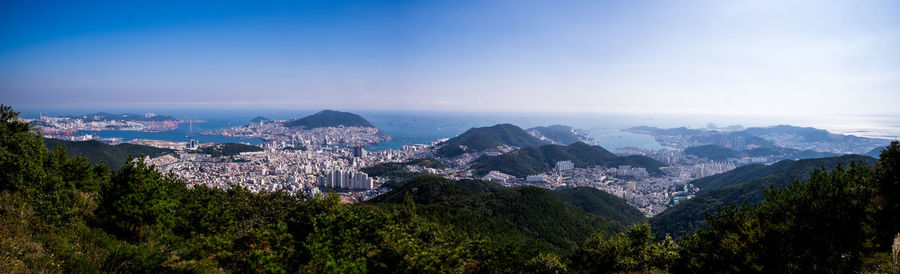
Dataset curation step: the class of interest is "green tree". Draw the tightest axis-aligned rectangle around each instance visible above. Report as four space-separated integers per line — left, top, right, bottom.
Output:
678 161 881 272
524 252 568 274
571 223 679 273
874 141 900 251
98 158 187 239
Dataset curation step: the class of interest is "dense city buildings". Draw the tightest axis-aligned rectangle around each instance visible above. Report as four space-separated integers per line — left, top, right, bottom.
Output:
32 113 889 217
205 121 386 148
136 122 774 215
318 169 374 190
142 123 428 201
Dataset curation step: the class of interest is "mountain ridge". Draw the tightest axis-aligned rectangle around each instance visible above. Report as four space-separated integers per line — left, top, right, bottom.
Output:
650 154 878 238
368 174 629 251
471 142 665 178
43 139 174 169
283 110 374 128
435 124 546 157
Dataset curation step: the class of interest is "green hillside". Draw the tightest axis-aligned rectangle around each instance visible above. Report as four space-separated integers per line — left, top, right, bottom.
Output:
865 145 890 158
44 139 173 169
359 158 445 188
685 144 841 161
368 175 624 251
283 110 374 128
691 159 795 192
471 142 664 177
435 124 546 157
651 154 877 238
684 144 742 161
195 143 263 157
553 187 646 226
743 146 839 159
743 125 832 142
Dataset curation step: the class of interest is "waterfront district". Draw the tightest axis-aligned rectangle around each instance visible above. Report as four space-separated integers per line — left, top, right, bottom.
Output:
27 112 885 217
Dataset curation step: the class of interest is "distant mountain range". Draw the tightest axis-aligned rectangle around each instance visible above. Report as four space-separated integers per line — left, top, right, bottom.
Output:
865 145 889 158
526 125 590 145
67 112 178 122
435 124 546 157
44 139 174 170
627 125 890 154
283 110 374 129
368 175 642 251
628 124 890 154
684 144 839 161
471 142 666 178
743 125 832 142
650 154 877 238
250 116 270 123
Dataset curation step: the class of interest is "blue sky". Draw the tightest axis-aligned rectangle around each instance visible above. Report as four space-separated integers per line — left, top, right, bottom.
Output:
2 0 898 116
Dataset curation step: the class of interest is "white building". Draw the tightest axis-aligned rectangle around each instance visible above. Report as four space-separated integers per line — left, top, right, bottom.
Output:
318 169 373 190
526 175 547 183
555 160 574 172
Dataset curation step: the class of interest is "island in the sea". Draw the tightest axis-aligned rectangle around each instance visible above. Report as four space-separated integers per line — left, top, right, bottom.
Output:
283 109 375 128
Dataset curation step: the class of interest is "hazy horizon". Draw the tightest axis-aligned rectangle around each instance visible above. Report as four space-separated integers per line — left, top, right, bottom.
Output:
15 106 900 140
3 1 899 117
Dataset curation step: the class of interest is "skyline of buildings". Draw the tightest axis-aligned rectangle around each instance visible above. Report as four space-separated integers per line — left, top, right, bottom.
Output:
22 107 897 216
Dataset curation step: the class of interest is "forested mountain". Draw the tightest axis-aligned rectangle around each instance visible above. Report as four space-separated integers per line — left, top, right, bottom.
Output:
3 105 898 273
44 139 173 169
368 175 625 251
690 159 795 192
688 131 775 148
471 142 665 177
359 158 445 188
651 155 878 238
553 187 646 226
866 145 889 158
632 124 887 154
742 146 839 159
194 143 263 157
743 125 833 142
683 144 743 161
283 110 374 128
435 124 546 157
684 144 840 161
676 148 899 272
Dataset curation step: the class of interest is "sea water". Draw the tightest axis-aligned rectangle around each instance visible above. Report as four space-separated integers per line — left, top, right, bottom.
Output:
19 109 900 151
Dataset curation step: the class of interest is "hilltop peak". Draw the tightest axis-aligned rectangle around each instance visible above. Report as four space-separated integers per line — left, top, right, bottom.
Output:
435 123 546 157
284 110 374 129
